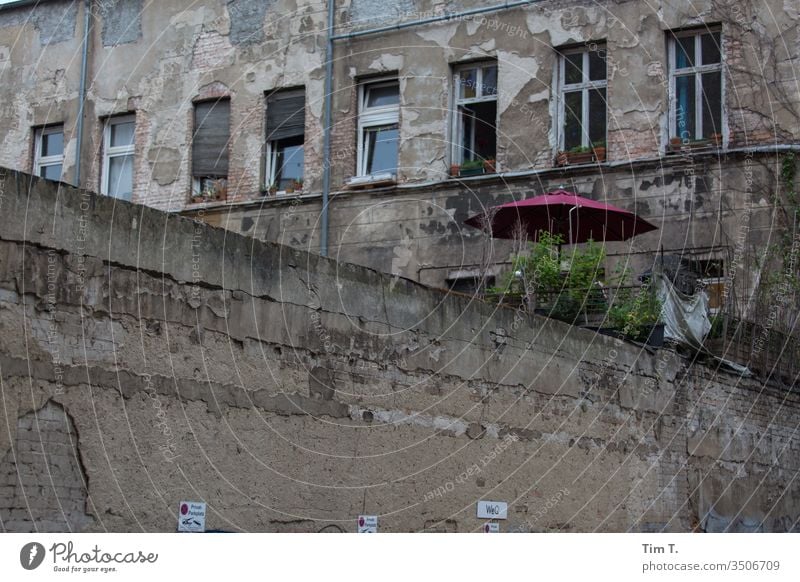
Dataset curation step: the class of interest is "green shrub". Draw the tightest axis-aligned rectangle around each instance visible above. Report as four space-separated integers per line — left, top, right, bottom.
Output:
494 232 609 323
608 283 663 340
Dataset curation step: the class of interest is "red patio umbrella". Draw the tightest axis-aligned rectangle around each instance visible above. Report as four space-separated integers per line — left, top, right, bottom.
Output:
464 189 657 243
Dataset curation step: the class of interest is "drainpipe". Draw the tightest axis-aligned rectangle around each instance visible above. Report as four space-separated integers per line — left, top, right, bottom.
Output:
320 0 335 257
74 0 91 187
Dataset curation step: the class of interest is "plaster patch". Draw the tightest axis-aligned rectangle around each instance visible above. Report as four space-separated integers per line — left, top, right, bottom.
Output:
528 89 549 103
416 23 459 48
350 0 415 29
0 1 78 46
99 0 143 47
525 9 581 46
227 0 274 46
368 54 404 72
497 52 539 116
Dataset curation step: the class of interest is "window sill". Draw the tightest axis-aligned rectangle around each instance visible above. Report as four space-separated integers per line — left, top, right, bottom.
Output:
666 140 724 154
262 189 306 197
344 173 397 190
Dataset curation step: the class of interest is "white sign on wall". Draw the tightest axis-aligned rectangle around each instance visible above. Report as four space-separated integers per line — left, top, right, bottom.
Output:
477 500 508 520
484 522 500 533
358 515 378 533
178 501 206 533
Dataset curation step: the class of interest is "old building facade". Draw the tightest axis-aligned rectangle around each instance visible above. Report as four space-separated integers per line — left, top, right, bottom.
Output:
1 0 798 297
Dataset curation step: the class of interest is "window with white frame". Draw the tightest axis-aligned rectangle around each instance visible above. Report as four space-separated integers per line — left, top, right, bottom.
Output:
669 28 722 143
33 125 64 181
265 88 305 192
559 46 607 151
102 114 135 201
452 62 497 165
357 79 400 178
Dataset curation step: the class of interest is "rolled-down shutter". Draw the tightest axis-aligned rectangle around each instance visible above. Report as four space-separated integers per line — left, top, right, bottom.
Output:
192 99 230 177
265 89 305 141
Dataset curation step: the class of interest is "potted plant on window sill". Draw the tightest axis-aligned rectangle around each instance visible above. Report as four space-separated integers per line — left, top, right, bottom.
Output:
459 159 485 177
668 136 721 153
591 141 606 161
483 158 497 174
449 164 460 178
264 183 278 196
557 142 606 166
291 179 304 192
190 178 227 204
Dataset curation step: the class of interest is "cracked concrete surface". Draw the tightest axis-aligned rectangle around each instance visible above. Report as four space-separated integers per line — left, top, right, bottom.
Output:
0 170 798 532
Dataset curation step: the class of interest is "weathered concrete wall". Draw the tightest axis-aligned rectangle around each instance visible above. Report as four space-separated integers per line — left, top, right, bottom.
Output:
1 167 798 532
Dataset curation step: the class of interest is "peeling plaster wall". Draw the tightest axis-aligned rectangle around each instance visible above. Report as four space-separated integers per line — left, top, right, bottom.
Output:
1 0 797 211
99 0 143 46
1 168 798 532
191 151 782 307
0 0 78 46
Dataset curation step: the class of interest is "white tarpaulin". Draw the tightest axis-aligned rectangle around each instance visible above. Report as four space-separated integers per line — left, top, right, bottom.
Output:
653 264 710 349
653 263 751 376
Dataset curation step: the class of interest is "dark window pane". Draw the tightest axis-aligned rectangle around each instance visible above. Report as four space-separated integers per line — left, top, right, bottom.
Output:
701 71 722 139
589 88 607 145
589 49 607 81
460 102 496 162
471 101 497 160
481 65 497 97
108 155 133 200
564 90 583 149
459 68 477 99
42 131 63 157
564 52 583 85
274 136 304 189
448 276 494 294
675 75 696 139
110 121 135 147
675 35 695 69
366 125 398 174
41 164 62 181
701 32 721 65
366 84 399 108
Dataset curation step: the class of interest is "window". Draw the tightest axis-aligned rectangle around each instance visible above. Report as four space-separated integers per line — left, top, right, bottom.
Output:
265 88 305 192
452 62 497 165
192 99 230 196
357 79 399 177
102 115 135 201
559 46 607 151
669 28 722 142
33 125 64 181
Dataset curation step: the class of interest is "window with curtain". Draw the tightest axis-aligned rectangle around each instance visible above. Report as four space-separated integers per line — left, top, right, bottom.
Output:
670 28 722 143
